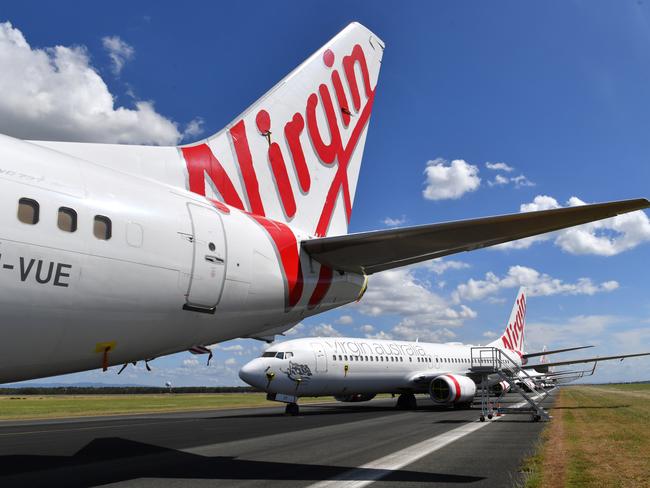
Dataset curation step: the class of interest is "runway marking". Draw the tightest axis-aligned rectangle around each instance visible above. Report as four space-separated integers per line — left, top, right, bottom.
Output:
307 393 549 488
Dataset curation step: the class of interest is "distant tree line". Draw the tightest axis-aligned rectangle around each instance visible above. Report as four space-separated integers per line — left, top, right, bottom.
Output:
0 386 262 395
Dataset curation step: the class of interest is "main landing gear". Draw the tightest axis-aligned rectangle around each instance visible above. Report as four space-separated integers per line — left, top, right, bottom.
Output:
396 393 418 410
285 402 300 416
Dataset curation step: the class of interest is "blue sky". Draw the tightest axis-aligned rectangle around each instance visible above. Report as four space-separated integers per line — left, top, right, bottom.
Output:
2 2 650 385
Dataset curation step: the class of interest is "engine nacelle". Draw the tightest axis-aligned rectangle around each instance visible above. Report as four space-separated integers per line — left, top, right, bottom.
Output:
492 380 511 395
334 393 376 403
429 374 476 405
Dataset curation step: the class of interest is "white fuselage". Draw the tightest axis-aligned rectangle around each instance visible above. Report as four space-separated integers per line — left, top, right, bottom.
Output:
239 337 522 397
0 135 365 383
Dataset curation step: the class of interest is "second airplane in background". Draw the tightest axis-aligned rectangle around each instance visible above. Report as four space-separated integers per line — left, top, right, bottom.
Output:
239 288 650 415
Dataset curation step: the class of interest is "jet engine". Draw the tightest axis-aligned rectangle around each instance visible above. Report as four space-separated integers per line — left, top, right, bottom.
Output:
429 374 476 405
334 393 376 402
492 380 511 395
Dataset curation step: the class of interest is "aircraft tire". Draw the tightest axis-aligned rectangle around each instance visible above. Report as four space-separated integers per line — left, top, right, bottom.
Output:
396 393 417 410
285 403 299 416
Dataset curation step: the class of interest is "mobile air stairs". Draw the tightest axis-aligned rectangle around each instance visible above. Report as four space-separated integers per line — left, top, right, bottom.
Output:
470 347 552 422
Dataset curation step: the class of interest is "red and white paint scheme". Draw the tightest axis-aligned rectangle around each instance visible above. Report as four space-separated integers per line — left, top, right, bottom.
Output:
239 287 650 413
0 22 648 384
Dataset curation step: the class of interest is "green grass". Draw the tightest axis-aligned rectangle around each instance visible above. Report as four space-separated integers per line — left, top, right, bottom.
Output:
522 384 650 488
0 393 333 420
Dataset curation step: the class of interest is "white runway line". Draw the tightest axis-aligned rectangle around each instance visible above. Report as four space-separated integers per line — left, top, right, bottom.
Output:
307 393 549 488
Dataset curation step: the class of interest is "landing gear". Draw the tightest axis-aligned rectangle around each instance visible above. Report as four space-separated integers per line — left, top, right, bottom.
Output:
396 393 418 410
285 402 299 416
479 415 486 422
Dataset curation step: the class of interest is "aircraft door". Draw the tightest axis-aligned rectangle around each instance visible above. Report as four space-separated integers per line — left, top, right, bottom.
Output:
310 342 328 373
185 204 227 311
434 355 440 370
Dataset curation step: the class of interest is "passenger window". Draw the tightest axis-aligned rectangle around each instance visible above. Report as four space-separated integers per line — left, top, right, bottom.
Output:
93 215 112 240
338 355 342 361
58 207 77 232
344 355 348 361
18 198 39 224
332 355 336 361
409 357 412 362
400 357 403 362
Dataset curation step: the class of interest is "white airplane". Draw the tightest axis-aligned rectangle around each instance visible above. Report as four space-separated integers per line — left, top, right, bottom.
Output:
1 22 648 385
239 288 650 415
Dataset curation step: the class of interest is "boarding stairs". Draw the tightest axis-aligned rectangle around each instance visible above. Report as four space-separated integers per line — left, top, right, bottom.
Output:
470 347 551 422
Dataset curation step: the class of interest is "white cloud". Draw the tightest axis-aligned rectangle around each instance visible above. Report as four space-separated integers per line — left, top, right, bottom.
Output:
221 344 244 352
495 195 650 255
455 265 619 302
361 268 477 327
336 315 354 325
419 259 470 275
391 324 457 343
0 21 187 145
423 158 481 200
383 215 407 227
224 358 237 366
488 174 510 186
482 331 498 339
102 35 134 75
359 324 375 334
311 323 342 337
182 358 199 367
182 117 205 139
485 162 514 172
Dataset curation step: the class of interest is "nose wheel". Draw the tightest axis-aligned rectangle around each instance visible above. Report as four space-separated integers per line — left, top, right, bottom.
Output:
285 403 299 416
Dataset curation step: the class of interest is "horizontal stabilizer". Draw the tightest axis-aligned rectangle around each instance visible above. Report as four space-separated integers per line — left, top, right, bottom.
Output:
522 345 593 360
302 198 650 274
524 352 650 373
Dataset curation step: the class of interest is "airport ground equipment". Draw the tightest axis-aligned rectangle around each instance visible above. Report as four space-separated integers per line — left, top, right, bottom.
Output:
471 347 551 422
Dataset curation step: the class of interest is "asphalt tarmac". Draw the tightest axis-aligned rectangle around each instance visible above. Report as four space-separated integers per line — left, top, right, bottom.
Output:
0 391 556 487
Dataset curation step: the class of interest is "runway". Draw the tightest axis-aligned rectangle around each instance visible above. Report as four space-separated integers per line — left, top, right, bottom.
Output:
0 391 555 487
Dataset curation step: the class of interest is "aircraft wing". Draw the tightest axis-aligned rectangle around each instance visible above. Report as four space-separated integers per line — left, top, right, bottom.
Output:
522 345 594 360
523 352 650 373
302 198 650 274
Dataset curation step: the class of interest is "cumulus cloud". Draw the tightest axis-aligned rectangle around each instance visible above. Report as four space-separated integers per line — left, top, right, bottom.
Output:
423 158 481 200
0 21 189 145
383 215 407 227
102 35 134 75
485 162 514 172
485 162 534 188
359 324 375 334
224 357 237 366
496 195 650 255
360 268 477 328
454 265 619 302
419 259 470 275
311 323 342 337
336 315 354 325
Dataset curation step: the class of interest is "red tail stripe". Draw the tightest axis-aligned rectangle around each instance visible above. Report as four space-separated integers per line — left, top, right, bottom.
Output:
230 120 265 216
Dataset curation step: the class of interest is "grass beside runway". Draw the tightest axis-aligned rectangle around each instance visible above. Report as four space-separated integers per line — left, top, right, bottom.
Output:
522 384 650 487
0 393 335 420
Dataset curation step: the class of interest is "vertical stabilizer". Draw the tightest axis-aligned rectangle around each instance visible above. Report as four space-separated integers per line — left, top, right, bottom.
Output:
489 287 527 356
180 22 384 237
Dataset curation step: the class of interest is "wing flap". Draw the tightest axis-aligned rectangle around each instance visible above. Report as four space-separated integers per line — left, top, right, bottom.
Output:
302 198 650 274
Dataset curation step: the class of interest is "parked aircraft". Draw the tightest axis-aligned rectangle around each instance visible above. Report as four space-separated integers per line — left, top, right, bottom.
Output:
239 288 650 415
1 22 648 384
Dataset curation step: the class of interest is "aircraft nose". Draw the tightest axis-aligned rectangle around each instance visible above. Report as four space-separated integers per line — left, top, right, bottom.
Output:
239 359 265 389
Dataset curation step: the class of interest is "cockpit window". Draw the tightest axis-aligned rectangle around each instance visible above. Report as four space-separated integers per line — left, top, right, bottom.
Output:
275 352 285 359
285 352 293 359
262 352 276 357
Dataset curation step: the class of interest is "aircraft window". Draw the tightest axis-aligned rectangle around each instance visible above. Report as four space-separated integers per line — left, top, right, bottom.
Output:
409 357 412 362
365 356 369 361
58 207 77 232
332 355 336 361
93 215 112 240
391 357 394 362
18 198 39 225
285 352 293 358
262 352 276 357
344 355 348 360
275 352 284 359
400 357 403 362
370 357 373 362
380 357 384 362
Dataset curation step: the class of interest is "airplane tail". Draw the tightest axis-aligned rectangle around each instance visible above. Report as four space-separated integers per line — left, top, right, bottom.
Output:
488 287 527 357
180 22 384 237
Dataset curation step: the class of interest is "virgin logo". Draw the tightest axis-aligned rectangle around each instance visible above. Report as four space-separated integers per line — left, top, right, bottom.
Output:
181 43 375 237
501 295 526 352
181 44 376 311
